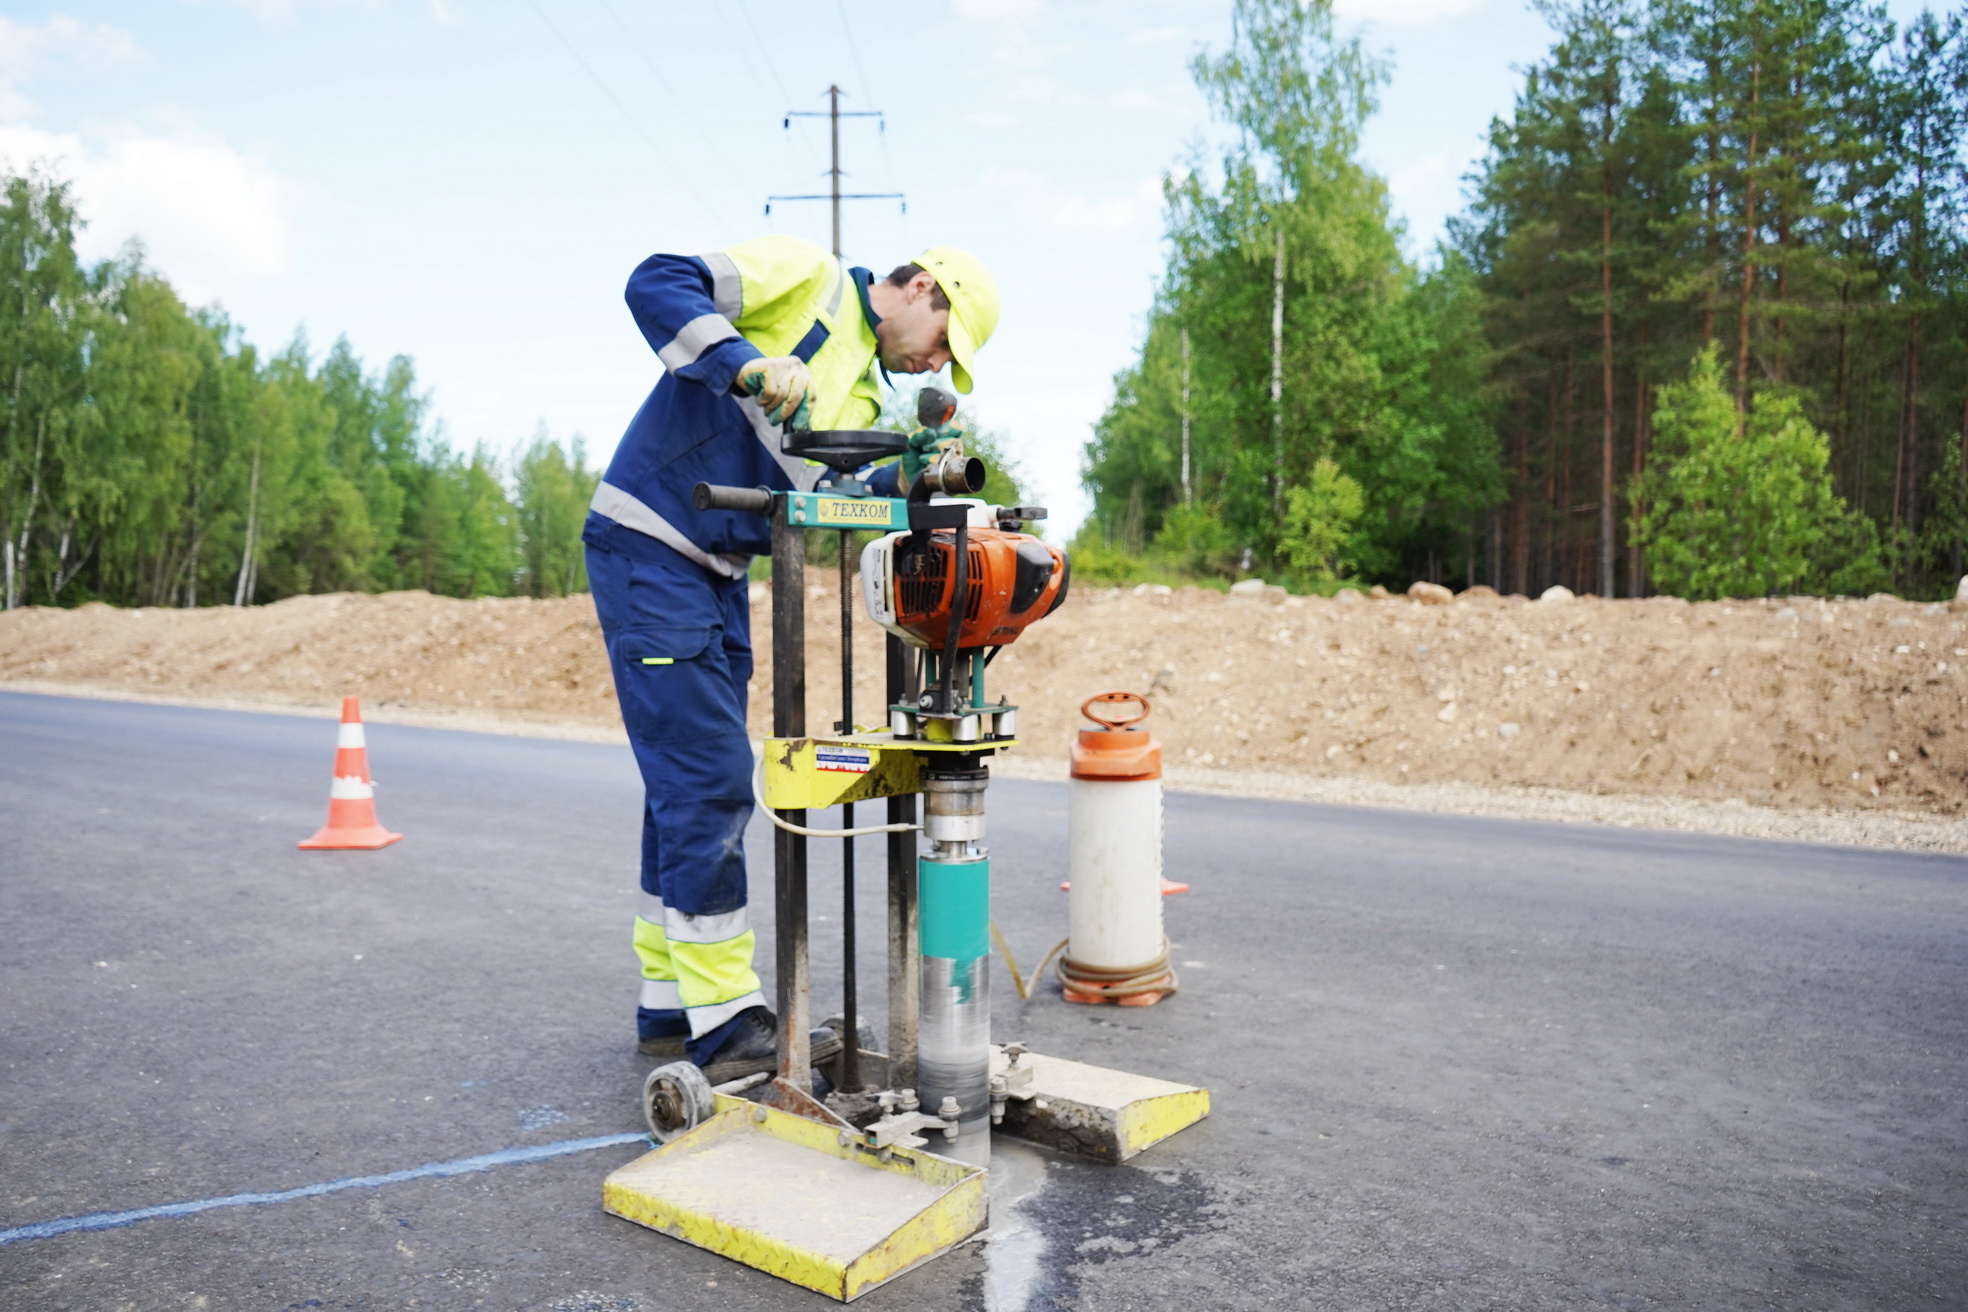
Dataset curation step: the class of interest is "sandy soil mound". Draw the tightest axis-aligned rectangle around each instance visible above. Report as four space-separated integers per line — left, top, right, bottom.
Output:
0 591 619 735
4 583 1963 825
1002 586 1968 815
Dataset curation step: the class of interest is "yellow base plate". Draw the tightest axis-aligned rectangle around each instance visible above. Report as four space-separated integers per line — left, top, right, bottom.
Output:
991 1047 1211 1163
602 1097 986 1302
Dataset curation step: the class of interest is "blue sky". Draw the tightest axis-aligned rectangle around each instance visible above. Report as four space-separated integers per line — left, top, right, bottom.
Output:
0 0 1931 536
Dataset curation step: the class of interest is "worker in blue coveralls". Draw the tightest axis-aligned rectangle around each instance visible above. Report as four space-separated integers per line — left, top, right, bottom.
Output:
582 237 999 1084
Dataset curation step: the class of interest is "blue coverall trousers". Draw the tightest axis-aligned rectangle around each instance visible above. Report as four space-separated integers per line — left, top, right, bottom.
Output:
586 523 764 1053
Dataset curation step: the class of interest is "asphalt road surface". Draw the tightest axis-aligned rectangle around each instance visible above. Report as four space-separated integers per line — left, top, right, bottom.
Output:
3 689 1965 1311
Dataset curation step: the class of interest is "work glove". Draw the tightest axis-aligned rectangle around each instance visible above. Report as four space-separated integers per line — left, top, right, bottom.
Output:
735 356 813 429
900 422 965 491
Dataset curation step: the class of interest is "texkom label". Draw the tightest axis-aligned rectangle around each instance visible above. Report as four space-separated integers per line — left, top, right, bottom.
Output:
815 497 895 525
815 746 874 774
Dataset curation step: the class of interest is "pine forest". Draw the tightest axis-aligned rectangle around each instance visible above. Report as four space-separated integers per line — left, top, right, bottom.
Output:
1083 0 1968 601
4 0 1967 609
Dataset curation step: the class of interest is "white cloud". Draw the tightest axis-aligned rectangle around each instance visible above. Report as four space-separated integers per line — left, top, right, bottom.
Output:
952 0 1041 18
1333 0 1482 24
0 124 295 302
1385 151 1467 252
0 15 142 119
1108 87 1166 113
964 109 1020 128
197 0 401 22
1048 176 1164 233
1389 150 1451 198
0 17 294 304
0 15 141 69
983 169 1163 235
209 0 296 18
1125 25 1186 44
952 0 1047 67
981 165 1045 190
997 74 1174 114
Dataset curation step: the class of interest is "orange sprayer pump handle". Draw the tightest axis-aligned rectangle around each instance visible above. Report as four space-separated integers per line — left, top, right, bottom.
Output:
1081 690 1151 730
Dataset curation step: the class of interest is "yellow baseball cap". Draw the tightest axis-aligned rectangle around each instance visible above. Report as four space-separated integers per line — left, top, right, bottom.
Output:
914 246 998 394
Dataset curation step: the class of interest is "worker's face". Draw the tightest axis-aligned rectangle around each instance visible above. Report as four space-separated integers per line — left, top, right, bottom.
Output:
875 272 953 376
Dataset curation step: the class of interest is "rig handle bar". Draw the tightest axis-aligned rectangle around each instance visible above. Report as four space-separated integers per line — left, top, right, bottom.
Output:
693 482 774 515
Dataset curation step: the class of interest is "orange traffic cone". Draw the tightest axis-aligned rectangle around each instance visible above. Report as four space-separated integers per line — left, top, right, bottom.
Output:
298 696 403 850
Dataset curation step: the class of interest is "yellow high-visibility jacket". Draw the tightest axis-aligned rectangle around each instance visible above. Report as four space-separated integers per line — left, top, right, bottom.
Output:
588 236 895 577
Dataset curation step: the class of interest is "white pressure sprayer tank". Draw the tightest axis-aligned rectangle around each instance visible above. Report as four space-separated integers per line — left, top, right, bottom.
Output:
1060 691 1179 1006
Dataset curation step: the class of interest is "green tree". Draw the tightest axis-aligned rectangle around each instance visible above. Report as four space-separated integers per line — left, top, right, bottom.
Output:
0 170 88 609
1086 0 1498 587
403 442 518 598
82 259 213 606
1279 457 1365 584
1878 8 1967 543
1459 0 1968 598
515 426 599 597
1632 344 1881 597
1153 502 1236 576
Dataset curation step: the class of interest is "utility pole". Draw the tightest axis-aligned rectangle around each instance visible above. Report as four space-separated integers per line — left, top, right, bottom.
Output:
768 84 904 258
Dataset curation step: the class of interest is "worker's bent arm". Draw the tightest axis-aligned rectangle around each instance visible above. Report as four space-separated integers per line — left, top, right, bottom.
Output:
623 253 762 397
865 461 902 497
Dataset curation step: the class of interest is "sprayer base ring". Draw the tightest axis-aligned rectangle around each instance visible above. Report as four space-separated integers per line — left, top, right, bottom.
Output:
1061 977 1176 1007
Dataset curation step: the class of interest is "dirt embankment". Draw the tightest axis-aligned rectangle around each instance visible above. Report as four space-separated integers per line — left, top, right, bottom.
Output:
3 583 1964 829
1002 586 1968 815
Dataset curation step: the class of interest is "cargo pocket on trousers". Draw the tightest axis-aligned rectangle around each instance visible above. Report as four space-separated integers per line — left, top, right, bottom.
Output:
617 625 730 746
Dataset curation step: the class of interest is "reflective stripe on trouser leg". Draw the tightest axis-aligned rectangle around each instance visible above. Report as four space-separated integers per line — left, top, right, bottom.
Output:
633 856 686 1039
589 541 762 1043
634 908 683 1013
666 905 765 1037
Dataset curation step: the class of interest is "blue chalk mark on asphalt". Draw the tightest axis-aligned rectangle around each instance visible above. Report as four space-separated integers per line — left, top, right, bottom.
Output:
0 1131 649 1246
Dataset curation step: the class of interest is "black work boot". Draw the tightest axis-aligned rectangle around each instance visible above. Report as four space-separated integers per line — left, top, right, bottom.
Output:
697 1007 843 1086
636 1032 688 1059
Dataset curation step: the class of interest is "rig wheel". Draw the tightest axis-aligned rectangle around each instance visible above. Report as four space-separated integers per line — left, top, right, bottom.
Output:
641 1060 714 1143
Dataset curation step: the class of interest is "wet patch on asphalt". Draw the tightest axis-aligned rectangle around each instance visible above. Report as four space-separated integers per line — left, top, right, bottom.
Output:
959 1142 1228 1311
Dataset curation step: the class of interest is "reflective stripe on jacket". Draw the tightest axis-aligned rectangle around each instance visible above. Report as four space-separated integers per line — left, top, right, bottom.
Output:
588 235 891 570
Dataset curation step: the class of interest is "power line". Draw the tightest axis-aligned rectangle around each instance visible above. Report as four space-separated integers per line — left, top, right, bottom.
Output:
591 0 724 164
834 0 877 108
722 0 819 178
731 0 797 111
523 0 729 228
832 0 905 229
715 8 774 101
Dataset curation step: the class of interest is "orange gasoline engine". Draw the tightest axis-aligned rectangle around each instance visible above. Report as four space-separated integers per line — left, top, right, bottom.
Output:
860 516 1070 654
